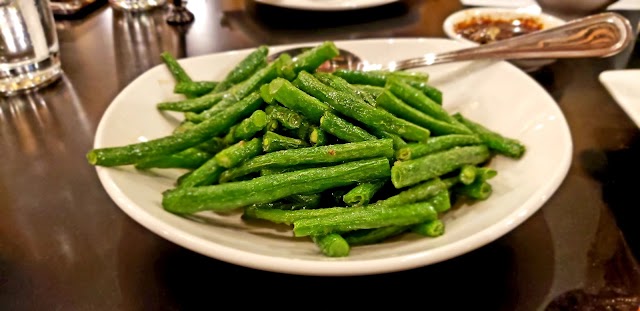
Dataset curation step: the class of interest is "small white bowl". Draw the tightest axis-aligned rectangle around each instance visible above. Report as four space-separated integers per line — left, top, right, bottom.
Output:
443 7 566 71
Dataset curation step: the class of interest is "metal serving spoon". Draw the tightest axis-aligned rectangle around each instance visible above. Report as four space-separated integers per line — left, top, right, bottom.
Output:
268 12 633 72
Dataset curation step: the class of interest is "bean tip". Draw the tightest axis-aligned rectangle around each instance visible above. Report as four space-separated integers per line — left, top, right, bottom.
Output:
86 150 98 165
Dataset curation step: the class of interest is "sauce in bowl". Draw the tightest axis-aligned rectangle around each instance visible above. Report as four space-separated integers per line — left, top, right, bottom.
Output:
443 8 566 71
453 16 545 44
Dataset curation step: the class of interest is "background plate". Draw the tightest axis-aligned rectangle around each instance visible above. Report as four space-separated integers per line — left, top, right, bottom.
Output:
600 69 640 127
93 38 573 276
254 0 398 11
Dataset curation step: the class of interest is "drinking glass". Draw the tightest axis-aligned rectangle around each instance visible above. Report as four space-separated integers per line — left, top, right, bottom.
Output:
0 0 62 95
108 0 166 11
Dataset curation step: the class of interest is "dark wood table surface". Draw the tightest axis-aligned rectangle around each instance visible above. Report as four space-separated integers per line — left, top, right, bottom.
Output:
2 1 640 310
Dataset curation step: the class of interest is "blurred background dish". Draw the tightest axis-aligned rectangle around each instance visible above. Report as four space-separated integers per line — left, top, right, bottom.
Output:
253 0 398 11
600 69 640 127
536 0 617 19
443 7 566 71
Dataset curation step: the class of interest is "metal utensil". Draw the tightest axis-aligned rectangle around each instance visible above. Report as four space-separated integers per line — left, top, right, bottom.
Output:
268 12 633 72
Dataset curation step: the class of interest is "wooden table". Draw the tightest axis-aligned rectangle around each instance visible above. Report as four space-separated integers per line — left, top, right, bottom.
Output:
2 1 640 309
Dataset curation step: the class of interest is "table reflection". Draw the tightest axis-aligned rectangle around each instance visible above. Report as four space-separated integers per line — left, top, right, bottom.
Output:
0 76 121 307
112 7 184 87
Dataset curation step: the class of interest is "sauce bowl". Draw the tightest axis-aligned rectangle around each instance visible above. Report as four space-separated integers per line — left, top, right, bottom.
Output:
443 7 566 71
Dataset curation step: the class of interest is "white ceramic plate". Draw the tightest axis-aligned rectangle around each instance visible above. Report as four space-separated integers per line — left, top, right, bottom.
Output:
93 38 572 276
254 0 397 11
600 69 640 127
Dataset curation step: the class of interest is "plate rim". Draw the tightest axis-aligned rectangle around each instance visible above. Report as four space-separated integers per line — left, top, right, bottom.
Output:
93 37 574 276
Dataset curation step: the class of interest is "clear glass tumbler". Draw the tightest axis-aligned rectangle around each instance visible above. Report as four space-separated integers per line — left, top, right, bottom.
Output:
108 0 166 11
0 0 62 95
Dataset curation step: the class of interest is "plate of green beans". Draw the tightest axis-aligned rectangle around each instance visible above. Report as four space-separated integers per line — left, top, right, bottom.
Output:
87 38 572 276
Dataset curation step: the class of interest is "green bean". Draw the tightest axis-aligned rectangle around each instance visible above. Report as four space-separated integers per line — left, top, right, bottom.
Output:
292 201 438 237
176 170 193 187
134 148 212 170
157 91 228 113
243 205 350 225
429 189 451 213
242 196 437 233
319 112 376 142
332 69 428 87
243 177 444 226
219 138 394 183
285 119 312 141
286 41 340 77
442 176 460 189
212 45 269 93
411 219 445 237
343 180 386 206
405 80 443 105
214 138 263 169
338 188 447 244
315 72 376 106
86 92 263 167
160 51 192 83
183 111 200 123
180 122 229 153
376 90 472 135
172 120 196 134
459 164 477 185
195 137 227 154
293 71 431 142
309 126 328 146
391 145 491 188
386 70 430 83
395 134 483 161
260 83 275 104
174 81 218 97
193 53 291 122
386 77 457 125
332 69 388 86
265 105 303 130
374 178 448 208
476 167 498 181
262 131 309 152
342 226 408 246
311 233 350 257
177 159 226 188
288 193 322 209
224 110 268 144
455 179 493 200
180 139 262 188
355 84 385 98
453 113 526 159
265 117 279 132
239 110 269 136
162 157 391 213
367 127 407 150
252 201 317 211
333 70 443 104
265 78 330 123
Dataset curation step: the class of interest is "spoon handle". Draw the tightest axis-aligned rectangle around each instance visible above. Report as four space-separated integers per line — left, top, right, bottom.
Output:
382 12 633 71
